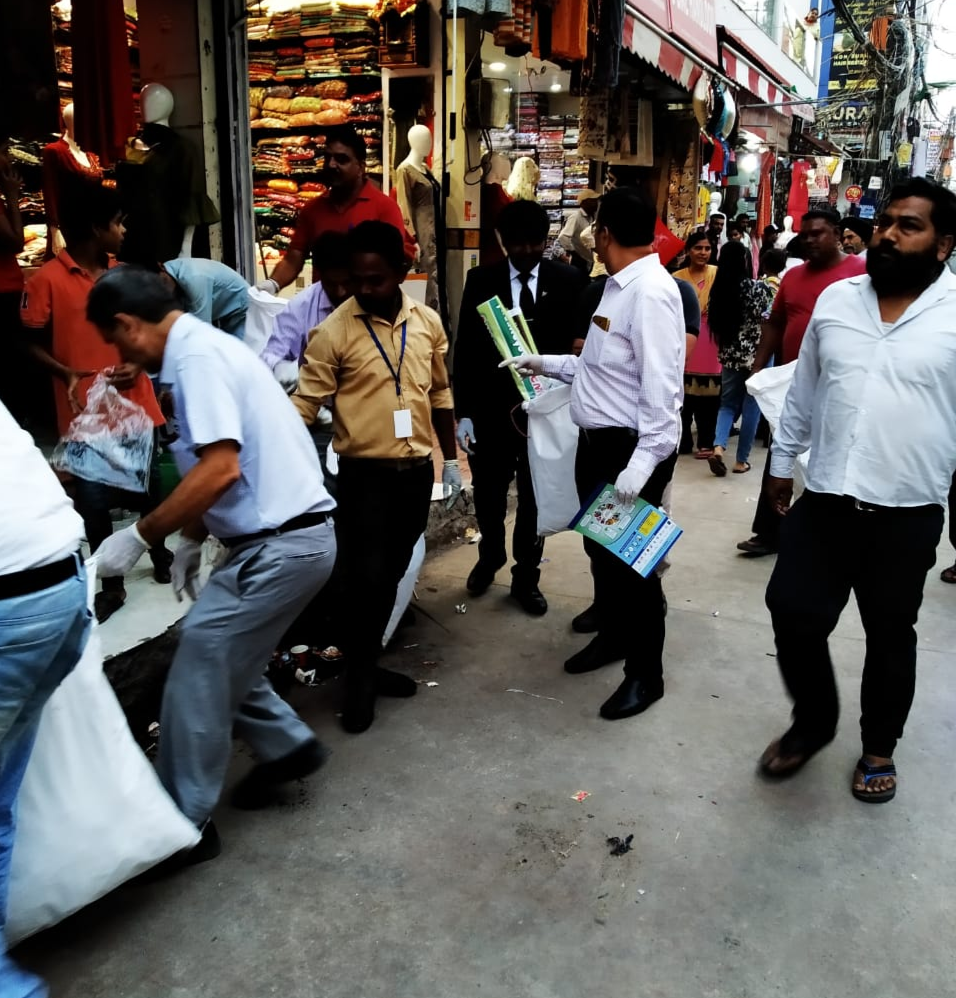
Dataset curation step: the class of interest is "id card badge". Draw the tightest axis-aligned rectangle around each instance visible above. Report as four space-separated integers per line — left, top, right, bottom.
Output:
393 408 413 439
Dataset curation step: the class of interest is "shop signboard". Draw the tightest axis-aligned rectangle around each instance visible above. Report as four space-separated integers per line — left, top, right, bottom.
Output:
845 184 863 203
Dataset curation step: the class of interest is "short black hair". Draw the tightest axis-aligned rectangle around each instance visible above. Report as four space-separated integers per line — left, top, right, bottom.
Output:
886 176 956 254
496 199 550 244
325 124 367 162
841 216 874 243
347 220 406 272
801 208 842 229
683 229 711 253
759 247 788 276
313 231 350 273
87 266 181 329
596 187 656 247
59 186 123 246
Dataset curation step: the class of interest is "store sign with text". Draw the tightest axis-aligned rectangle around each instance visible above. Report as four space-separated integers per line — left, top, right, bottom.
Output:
630 0 718 64
821 0 883 142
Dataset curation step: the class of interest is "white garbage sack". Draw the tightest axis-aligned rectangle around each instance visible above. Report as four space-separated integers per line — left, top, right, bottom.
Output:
525 384 580 536
746 361 808 487
382 534 426 647
6 573 200 944
244 286 289 357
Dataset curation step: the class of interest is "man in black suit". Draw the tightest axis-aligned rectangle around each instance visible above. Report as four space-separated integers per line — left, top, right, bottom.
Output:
454 200 586 616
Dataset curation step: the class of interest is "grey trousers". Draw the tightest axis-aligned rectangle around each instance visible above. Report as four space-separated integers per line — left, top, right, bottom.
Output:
157 522 336 824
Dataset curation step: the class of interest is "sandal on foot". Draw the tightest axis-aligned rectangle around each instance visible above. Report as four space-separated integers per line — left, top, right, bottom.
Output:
708 453 727 477
758 728 831 780
732 462 752 474
941 564 956 584
852 758 897 803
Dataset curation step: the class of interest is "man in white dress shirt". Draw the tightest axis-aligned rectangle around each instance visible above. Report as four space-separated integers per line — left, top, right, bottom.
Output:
88 268 337 863
759 178 956 804
504 187 685 720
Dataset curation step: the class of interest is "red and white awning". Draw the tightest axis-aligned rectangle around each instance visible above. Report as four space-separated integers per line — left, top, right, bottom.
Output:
722 48 814 121
623 15 704 92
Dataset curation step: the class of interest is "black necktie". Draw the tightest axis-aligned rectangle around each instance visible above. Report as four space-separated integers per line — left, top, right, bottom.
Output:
517 271 535 328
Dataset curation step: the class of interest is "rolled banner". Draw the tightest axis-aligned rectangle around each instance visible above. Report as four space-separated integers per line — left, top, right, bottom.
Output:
476 295 548 401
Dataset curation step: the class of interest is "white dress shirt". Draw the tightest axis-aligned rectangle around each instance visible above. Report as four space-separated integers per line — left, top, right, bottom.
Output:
509 260 539 310
771 266 956 507
540 253 686 490
160 313 335 539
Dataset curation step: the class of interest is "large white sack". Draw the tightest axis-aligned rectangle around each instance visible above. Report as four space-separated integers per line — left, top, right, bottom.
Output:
244 286 289 357
526 384 580 536
746 362 808 487
382 534 426 647
6 573 200 944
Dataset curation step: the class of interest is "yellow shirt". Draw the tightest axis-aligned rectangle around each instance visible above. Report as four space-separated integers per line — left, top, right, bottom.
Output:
292 293 454 459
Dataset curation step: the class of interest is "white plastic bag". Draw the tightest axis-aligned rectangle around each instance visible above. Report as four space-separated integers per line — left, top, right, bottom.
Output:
746 362 808 486
50 374 154 492
525 383 580 536
382 534 426 647
6 570 200 944
244 286 289 357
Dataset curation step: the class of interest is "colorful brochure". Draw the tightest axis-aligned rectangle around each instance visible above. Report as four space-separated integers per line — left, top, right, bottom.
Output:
476 295 548 402
570 484 683 578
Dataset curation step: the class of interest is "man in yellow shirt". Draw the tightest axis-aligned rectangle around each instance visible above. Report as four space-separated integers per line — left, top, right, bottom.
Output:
293 221 460 733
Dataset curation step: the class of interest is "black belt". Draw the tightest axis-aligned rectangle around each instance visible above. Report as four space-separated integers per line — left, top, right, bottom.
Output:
580 426 638 441
840 495 937 514
338 455 432 472
220 512 330 549
0 552 81 600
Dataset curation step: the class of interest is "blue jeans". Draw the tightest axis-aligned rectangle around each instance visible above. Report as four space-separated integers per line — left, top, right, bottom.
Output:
0 560 91 998
714 366 761 465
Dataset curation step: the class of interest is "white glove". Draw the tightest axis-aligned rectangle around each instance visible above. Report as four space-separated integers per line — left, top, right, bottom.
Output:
171 536 203 602
316 405 334 428
456 417 476 455
273 359 300 393
499 354 544 377
443 459 462 509
613 466 647 505
94 523 150 577
256 278 280 294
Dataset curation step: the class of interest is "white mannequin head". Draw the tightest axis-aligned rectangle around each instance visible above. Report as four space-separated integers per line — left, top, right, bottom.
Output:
62 102 75 139
782 215 794 234
404 124 432 167
142 83 175 126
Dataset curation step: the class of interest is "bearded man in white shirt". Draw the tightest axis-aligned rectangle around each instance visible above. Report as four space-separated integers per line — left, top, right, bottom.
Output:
759 177 956 804
504 187 685 721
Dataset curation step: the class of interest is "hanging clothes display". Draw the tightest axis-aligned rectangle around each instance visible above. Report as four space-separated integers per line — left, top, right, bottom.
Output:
71 0 134 165
393 162 447 323
787 159 811 218
42 138 104 237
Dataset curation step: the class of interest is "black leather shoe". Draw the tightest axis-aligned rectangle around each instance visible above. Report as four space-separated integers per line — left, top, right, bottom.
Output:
564 637 627 674
342 678 377 734
150 546 174 584
571 604 599 633
599 677 664 720
510 584 548 616
466 559 506 595
231 738 329 809
375 667 418 697
736 535 777 557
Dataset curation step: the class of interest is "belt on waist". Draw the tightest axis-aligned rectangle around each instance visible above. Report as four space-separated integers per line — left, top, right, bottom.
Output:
0 552 81 601
220 511 330 549
580 426 638 441
838 494 937 514
338 455 432 472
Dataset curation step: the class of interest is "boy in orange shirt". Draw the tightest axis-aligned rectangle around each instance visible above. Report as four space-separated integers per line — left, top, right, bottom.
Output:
21 188 172 620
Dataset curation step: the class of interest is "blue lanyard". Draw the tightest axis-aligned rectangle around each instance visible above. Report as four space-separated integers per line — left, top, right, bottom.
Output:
361 317 407 398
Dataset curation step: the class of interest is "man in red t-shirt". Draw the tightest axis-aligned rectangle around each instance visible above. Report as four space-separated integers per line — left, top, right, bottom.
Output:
20 187 172 621
260 125 415 293
738 209 866 557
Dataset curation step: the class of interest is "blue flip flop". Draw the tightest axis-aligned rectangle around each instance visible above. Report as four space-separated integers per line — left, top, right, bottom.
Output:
852 758 897 803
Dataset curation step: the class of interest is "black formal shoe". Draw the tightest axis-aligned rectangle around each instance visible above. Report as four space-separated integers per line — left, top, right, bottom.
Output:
564 636 627 674
231 738 329 809
342 678 377 734
599 677 664 720
150 546 174 584
510 584 548 616
375 667 418 697
134 819 222 881
571 604 600 633
466 559 506 595
736 535 778 557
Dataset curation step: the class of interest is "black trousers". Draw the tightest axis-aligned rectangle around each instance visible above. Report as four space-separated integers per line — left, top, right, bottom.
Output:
949 471 956 552
469 417 543 587
575 428 677 682
765 490 944 758
679 394 719 452
749 442 781 546
333 457 433 674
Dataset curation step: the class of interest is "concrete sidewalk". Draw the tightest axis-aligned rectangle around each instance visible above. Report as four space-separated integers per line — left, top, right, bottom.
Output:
17 453 956 998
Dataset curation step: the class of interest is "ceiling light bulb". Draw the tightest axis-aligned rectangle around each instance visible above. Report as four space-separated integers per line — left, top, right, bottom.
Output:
550 82 562 92
489 61 507 72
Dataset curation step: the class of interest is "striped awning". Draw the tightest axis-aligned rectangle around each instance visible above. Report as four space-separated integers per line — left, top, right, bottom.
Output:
722 47 814 122
622 14 705 92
